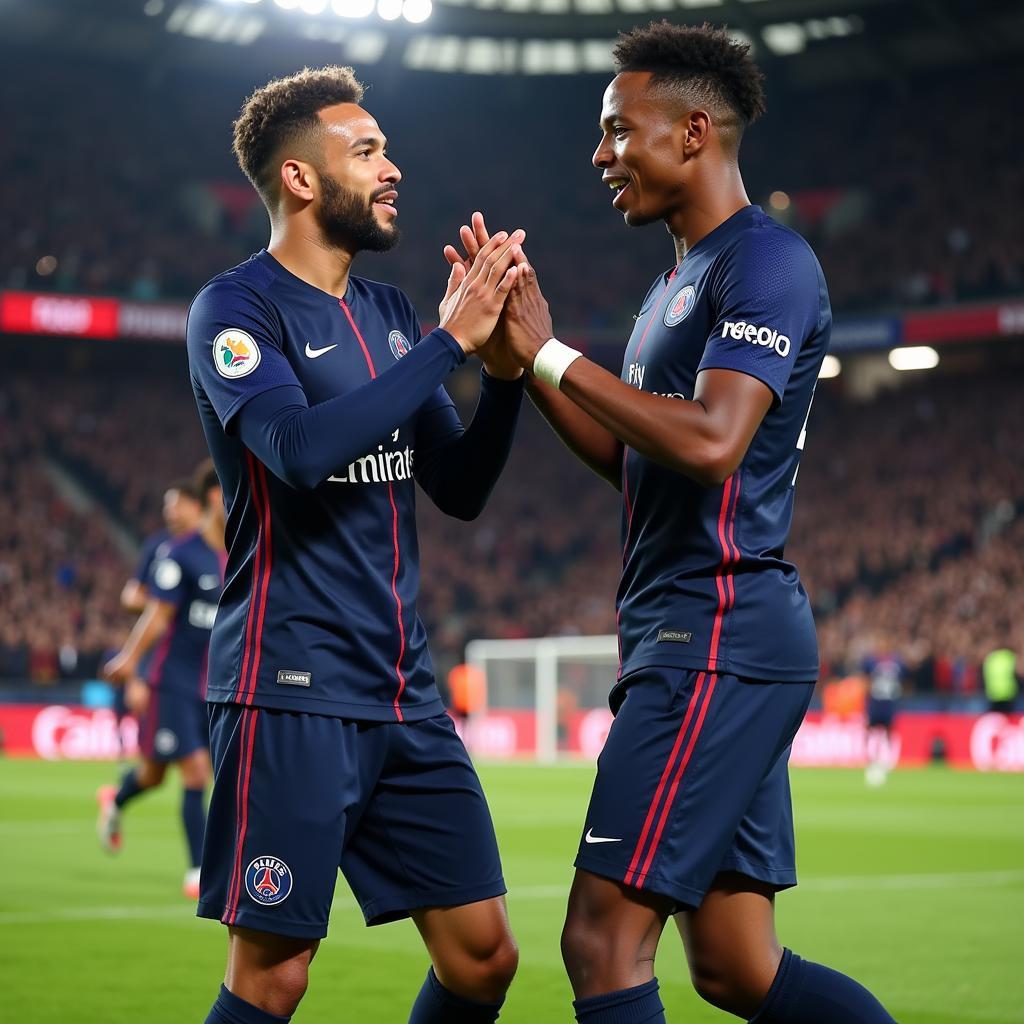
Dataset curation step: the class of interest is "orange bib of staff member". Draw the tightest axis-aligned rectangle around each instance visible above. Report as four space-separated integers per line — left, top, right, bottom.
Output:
448 663 487 717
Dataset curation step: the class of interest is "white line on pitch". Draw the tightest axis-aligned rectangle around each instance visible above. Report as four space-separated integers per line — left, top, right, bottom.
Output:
1 870 1022 926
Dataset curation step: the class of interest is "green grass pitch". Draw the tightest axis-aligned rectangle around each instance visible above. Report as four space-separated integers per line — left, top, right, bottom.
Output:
1 758 1022 1022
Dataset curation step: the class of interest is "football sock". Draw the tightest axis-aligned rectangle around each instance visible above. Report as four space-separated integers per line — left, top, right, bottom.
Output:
408 967 505 1023
182 787 206 867
750 949 896 1023
204 984 291 1024
573 978 665 1023
114 767 145 808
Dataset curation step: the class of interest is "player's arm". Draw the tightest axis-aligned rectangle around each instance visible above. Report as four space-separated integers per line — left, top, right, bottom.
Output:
445 213 623 488
190 235 522 491
506 268 772 486
102 599 176 686
120 578 148 615
413 370 525 521
526 376 625 488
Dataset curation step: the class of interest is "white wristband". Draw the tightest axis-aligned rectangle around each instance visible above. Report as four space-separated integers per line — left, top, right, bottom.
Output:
532 338 582 390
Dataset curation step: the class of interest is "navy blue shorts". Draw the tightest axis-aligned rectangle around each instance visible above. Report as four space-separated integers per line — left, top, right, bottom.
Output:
867 698 897 729
575 668 813 910
197 705 506 939
138 687 208 762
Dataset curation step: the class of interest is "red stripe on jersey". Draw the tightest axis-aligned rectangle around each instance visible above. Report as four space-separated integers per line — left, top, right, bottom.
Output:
235 450 265 703
635 672 717 888
147 626 174 689
633 268 678 360
242 461 273 705
224 707 259 925
140 686 161 759
386 482 408 722
615 449 634 678
623 671 707 887
708 475 739 670
340 298 408 721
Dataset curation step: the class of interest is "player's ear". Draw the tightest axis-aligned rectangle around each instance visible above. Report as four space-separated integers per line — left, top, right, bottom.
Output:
279 158 317 204
680 109 712 157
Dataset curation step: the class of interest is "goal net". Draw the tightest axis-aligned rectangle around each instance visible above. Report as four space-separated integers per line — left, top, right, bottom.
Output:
462 635 618 762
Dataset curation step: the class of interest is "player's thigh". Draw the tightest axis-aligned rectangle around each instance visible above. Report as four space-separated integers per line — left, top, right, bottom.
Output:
341 713 506 928
200 704 384 940
575 670 812 910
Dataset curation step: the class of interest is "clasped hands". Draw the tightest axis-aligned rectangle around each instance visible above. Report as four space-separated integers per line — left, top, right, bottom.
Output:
437 212 554 380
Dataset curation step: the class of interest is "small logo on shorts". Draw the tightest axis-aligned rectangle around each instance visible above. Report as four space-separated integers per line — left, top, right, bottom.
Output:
154 728 178 755
244 856 293 906
276 669 312 687
657 629 693 644
584 828 622 845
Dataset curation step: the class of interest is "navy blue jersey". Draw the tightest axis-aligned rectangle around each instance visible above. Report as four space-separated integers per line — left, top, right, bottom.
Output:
616 206 829 687
863 654 906 701
187 251 486 722
134 529 172 586
147 531 223 697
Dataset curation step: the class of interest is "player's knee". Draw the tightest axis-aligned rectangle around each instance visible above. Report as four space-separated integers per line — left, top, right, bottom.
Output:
440 933 518 1001
560 910 619 986
688 959 768 1017
258 957 311 1016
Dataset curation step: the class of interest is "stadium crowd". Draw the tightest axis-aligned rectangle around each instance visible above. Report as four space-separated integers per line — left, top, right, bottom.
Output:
3 53 1022 698
2 61 1022 325
2 333 1021 700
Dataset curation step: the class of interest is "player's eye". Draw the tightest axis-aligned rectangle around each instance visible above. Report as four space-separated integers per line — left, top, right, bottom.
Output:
613 126 629 140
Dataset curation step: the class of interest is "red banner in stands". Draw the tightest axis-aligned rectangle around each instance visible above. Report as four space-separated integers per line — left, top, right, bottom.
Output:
1 292 120 339
0 291 187 341
0 705 138 759
1 704 1021 769
456 709 1024 771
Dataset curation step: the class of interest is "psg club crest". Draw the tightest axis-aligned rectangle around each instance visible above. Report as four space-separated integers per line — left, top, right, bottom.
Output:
389 330 412 360
213 328 261 379
244 856 293 906
663 285 696 328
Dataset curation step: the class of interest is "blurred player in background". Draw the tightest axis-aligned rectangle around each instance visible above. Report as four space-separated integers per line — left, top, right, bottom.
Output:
98 462 225 899
187 67 524 1024
114 480 204 752
120 480 204 614
862 635 906 787
453 20 896 1024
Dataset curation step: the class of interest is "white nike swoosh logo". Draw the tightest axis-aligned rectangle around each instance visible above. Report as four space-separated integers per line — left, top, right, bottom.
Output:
305 342 338 359
584 828 622 845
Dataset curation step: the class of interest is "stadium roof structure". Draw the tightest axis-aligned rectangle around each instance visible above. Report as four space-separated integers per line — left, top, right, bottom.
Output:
3 0 1023 80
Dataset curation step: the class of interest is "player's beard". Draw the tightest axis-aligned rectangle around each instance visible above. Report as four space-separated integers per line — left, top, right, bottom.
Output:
316 172 401 254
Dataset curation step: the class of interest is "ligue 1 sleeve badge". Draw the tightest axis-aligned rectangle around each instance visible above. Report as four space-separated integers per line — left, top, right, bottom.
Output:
664 285 696 327
214 328 262 379
245 855 293 906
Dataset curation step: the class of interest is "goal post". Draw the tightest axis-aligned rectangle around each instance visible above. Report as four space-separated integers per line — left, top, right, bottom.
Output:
463 635 619 763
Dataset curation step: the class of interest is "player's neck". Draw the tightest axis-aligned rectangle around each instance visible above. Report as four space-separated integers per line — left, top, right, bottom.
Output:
200 513 226 554
268 224 356 300
667 168 750 264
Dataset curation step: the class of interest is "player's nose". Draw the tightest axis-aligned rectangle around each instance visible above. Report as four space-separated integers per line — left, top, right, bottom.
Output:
382 159 401 185
592 138 613 169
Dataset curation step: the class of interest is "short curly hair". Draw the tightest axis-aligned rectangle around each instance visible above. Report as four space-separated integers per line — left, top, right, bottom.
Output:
232 66 365 205
613 21 766 151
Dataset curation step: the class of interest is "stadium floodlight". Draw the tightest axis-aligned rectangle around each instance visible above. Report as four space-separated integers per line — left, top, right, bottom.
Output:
402 0 432 22
889 346 939 371
274 0 300 8
377 0 403 19
818 354 841 379
299 0 329 11
332 0 375 15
